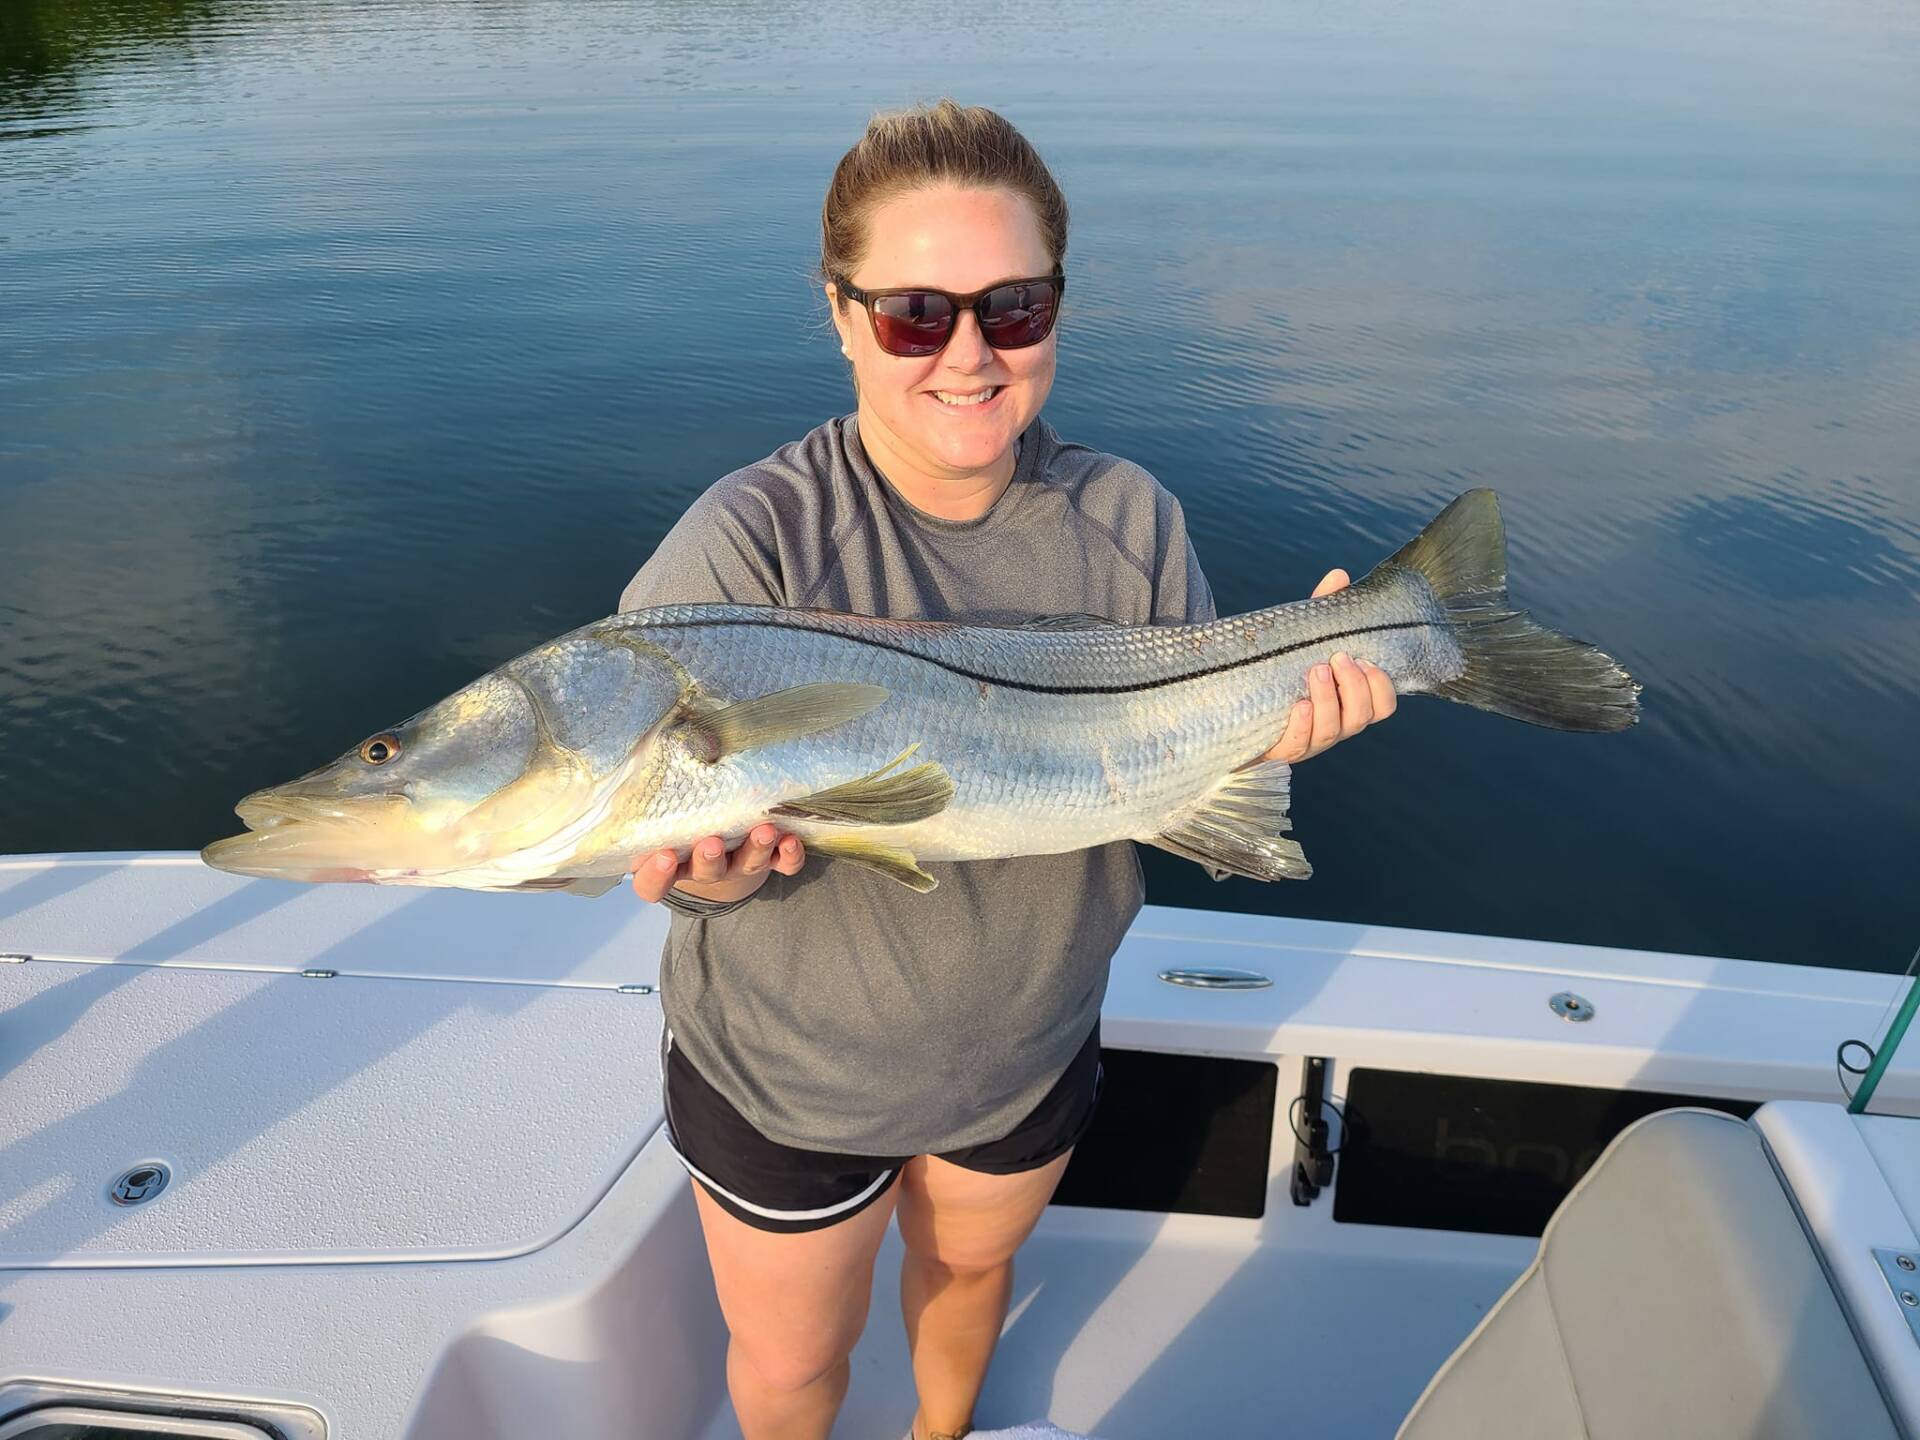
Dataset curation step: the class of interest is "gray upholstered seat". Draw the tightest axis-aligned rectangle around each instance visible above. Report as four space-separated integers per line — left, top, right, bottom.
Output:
1397 1108 1900 1440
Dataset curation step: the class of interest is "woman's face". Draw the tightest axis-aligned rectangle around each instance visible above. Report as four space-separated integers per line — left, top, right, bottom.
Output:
829 183 1058 484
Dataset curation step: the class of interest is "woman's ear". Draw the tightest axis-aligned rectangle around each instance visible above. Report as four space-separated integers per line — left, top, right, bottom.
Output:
825 282 853 357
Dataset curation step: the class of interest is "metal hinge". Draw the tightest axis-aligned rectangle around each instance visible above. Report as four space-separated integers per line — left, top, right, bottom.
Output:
1874 1248 1920 1345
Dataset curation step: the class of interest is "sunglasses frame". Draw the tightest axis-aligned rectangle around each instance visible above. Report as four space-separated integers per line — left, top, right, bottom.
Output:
833 272 1067 357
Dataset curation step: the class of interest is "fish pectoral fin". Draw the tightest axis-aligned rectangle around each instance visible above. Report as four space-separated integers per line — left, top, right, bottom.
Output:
681 682 890 761
803 833 938 892
771 746 955 825
493 874 626 897
1148 759 1312 883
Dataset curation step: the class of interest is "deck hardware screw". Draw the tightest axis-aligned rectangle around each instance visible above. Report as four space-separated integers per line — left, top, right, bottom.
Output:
1901 1290 1918 1308
1549 992 1594 1023
1900 1255 1916 1272
617 983 656 995
301 968 337 979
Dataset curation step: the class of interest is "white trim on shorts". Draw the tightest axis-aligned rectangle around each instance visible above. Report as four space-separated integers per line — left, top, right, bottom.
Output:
663 1027 897 1224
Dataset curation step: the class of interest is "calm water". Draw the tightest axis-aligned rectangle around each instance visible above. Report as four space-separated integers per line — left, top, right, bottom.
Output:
3 0 1917 969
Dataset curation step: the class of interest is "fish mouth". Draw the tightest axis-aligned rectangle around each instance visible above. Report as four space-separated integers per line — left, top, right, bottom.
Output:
232 790 372 830
201 788 410 883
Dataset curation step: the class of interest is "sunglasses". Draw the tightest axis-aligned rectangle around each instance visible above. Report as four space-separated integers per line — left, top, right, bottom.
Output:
834 272 1065 358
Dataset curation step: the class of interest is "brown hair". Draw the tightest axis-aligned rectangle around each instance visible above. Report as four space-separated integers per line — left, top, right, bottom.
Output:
821 99 1069 293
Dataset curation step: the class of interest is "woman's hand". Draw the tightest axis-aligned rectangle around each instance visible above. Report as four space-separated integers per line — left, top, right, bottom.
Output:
629 823 806 904
1265 568 1398 764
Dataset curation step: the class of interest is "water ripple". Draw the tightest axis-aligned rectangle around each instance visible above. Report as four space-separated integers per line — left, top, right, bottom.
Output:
3 0 1918 969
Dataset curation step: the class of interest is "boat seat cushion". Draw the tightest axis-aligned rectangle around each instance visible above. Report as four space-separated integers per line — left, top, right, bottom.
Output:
1398 1107 1900 1440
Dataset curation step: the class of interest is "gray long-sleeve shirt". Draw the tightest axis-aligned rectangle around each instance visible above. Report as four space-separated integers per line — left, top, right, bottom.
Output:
620 413 1215 1155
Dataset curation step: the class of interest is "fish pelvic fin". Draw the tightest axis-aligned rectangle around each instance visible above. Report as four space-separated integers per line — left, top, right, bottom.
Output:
1149 759 1311 883
681 682 890 761
771 746 955 826
1363 489 1641 733
803 833 938 892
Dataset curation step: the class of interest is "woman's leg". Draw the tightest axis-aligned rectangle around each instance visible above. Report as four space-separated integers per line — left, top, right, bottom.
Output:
895 1149 1073 1439
690 1175 901 1440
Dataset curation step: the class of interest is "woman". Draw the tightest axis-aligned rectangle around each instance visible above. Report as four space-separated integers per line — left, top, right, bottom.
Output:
621 99 1395 1440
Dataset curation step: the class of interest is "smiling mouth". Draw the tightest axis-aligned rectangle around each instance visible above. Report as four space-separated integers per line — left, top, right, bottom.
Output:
929 386 1000 407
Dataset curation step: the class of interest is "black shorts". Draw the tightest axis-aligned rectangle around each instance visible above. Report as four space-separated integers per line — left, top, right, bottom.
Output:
660 1021 1104 1234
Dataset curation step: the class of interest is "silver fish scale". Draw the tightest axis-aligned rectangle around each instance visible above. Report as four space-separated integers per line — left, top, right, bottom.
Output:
583 579 1462 866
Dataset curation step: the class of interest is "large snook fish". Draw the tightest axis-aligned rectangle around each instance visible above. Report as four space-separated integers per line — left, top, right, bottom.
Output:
202 490 1639 895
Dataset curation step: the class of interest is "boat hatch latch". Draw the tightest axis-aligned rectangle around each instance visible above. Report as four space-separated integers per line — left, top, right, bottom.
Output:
109 1161 171 1207
1290 1055 1339 1207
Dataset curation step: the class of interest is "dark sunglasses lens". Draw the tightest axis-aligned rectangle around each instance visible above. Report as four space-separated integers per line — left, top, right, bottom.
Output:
978 279 1060 348
870 291 955 356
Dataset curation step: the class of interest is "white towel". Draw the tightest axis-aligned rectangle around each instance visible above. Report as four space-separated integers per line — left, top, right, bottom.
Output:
967 1425 1097 1440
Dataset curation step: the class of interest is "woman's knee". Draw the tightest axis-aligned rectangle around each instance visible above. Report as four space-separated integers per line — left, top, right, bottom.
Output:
728 1307 868 1394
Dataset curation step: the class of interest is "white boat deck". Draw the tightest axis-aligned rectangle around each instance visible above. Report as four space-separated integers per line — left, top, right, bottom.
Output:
4 852 1918 1437
774 1220 1516 1439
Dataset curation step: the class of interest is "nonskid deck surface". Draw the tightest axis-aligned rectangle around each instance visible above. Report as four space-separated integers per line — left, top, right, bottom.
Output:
698 1216 1516 1440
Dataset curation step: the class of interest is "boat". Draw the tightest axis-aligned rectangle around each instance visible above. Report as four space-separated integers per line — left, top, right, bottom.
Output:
4 850 1918 1437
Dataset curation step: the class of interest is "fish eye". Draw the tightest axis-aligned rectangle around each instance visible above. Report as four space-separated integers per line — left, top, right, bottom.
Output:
359 733 401 765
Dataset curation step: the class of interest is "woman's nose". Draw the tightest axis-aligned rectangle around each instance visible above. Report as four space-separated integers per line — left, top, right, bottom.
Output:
941 308 995 370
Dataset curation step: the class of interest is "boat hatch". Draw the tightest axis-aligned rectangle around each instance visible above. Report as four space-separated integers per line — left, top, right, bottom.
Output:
0 1381 327 1440
0 955 659 1267
0 1409 274 1439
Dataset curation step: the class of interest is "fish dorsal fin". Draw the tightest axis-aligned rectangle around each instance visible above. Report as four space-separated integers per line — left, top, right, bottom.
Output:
803 833 938 892
1147 759 1312 882
772 746 955 826
1011 613 1119 631
680 682 889 761
493 874 625 897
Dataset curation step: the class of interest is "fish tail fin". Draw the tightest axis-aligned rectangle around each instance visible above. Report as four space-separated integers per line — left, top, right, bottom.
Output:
1365 489 1641 732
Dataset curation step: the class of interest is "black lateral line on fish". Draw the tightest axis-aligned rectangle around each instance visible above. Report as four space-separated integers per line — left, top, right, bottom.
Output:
632 617 1431 696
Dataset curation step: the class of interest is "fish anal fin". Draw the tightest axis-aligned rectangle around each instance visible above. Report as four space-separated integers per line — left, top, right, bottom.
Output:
496 874 625 898
804 833 938 892
772 746 955 825
1147 759 1312 882
1011 613 1119 632
680 682 889 761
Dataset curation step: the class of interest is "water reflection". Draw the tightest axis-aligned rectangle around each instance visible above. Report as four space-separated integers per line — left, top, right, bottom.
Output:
2 0 1917 969
1 3 221 124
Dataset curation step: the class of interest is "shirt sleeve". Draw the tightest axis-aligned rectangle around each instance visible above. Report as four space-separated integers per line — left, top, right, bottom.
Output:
618 481 786 613
1149 485 1218 626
